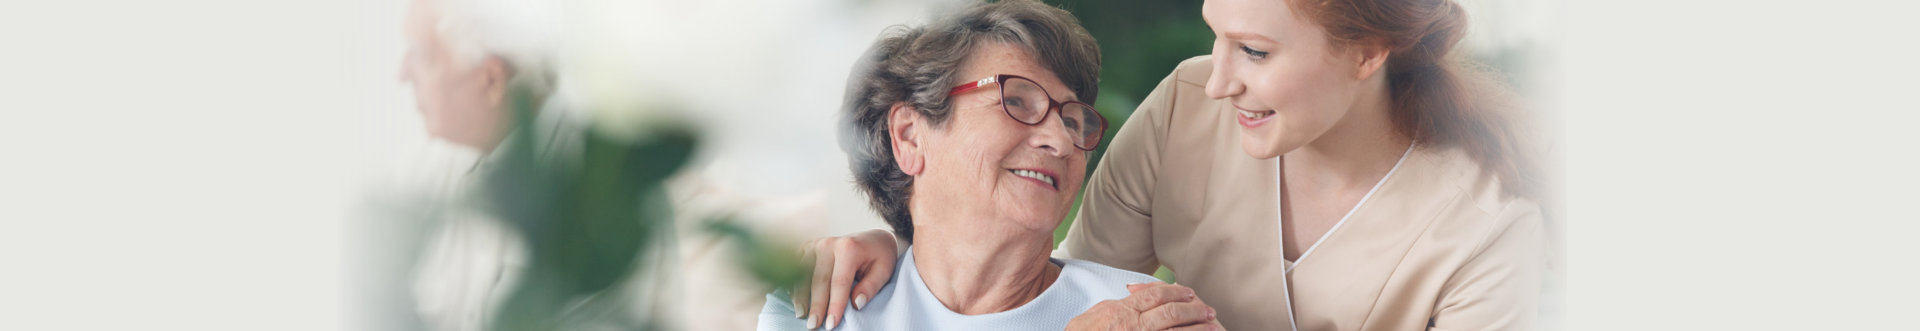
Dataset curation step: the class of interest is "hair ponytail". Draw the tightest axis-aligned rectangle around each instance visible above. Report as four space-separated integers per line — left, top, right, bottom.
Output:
1296 0 1538 198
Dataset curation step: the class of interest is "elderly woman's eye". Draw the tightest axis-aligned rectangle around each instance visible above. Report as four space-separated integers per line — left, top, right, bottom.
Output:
1002 97 1026 108
1063 117 1081 130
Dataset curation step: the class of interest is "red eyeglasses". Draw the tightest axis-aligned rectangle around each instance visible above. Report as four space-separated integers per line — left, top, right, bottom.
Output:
947 74 1108 151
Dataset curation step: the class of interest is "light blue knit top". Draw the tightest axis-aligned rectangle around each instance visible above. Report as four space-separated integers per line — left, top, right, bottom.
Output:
759 247 1161 330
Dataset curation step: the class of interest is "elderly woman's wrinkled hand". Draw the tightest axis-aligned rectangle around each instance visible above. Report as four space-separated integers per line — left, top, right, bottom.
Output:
1066 283 1223 331
791 229 900 329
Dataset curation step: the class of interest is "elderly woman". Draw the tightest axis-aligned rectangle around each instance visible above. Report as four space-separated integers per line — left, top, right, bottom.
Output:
758 1 1220 330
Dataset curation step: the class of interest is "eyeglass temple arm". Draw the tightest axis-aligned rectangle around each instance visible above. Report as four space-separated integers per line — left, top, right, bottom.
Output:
946 76 999 96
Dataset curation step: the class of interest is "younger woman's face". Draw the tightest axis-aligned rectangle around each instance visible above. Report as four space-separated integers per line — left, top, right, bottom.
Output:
1202 0 1374 159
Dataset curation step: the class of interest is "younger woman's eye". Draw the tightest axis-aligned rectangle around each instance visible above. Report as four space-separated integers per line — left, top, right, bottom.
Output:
1240 45 1269 60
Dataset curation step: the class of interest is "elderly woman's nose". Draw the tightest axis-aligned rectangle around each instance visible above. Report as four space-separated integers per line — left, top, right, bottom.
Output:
1026 110 1075 157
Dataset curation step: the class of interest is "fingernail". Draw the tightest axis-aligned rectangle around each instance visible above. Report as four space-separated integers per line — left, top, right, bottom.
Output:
796 307 806 318
826 319 838 330
1208 308 1216 319
807 315 819 329
854 294 869 310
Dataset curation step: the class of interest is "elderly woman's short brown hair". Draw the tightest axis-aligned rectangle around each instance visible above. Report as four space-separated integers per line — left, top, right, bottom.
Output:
838 0 1100 243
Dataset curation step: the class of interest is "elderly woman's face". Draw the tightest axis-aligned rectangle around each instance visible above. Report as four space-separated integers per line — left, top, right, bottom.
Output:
893 42 1089 239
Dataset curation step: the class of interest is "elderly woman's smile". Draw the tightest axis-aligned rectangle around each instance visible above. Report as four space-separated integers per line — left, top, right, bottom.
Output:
1007 168 1057 190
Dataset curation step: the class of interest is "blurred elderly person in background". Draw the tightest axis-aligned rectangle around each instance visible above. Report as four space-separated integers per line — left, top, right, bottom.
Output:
399 0 559 155
391 0 819 329
394 0 604 330
758 1 1221 330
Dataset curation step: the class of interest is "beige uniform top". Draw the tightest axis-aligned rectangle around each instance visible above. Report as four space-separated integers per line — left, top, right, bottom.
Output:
1060 56 1547 331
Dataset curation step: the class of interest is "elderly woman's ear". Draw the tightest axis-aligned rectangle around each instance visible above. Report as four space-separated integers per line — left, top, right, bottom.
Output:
887 102 927 176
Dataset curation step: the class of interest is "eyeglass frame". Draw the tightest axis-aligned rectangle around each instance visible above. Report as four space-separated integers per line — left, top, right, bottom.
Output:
945 74 1108 151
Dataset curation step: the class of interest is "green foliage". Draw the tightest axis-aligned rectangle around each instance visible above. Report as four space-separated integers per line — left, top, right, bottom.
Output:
481 85 699 331
704 219 812 289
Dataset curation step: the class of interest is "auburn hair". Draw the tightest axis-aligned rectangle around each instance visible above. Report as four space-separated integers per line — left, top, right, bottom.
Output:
1291 0 1538 198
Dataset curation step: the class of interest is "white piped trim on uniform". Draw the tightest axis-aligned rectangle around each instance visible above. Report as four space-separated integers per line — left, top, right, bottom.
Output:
1281 143 1415 274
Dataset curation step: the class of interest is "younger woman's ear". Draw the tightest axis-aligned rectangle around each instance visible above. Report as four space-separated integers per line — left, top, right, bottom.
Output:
1354 42 1391 81
887 103 925 176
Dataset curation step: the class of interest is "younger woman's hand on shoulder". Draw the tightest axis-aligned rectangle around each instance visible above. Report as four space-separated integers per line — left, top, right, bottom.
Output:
1068 283 1224 331
790 229 900 329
